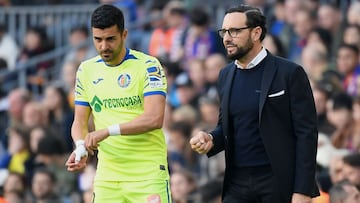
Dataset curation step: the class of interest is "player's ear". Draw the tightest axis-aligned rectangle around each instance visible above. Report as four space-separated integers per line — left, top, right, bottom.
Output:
122 29 128 40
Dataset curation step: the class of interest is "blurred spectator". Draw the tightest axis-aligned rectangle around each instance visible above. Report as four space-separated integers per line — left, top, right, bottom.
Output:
269 0 286 38
24 126 54 186
336 43 360 97
342 153 360 189
326 92 357 150
148 0 185 61
342 24 360 55
167 121 199 174
278 0 302 53
203 53 226 100
0 24 19 70
0 123 30 175
2 172 28 203
316 133 351 193
173 73 199 108
198 95 219 129
329 179 360 203
59 60 80 109
186 59 206 95
346 1 360 26
262 33 286 57
319 70 344 97
42 85 74 152
312 82 335 136
180 6 223 63
63 26 96 64
328 153 349 185
161 60 183 109
172 104 198 127
301 42 329 82
6 88 31 126
17 26 54 90
30 167 61 203
163 0 188 62
317 3 344 60
0 88 31 151
22 101 48 129
35 135 79 203
287 7 316 63
307 27 333 57
170 168 197 203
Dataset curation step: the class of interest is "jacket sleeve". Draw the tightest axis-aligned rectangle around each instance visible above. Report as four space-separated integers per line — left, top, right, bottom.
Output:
207 67 227 157
290 65 319 196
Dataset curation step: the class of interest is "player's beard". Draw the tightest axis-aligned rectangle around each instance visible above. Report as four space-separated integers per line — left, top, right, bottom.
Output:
226 38 253 61
100 49 114 62
100 41 124 64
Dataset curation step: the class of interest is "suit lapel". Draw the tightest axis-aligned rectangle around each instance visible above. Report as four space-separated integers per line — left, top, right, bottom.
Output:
259 54 277 123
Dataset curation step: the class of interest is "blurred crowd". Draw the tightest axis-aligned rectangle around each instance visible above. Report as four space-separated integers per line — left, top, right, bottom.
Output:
0 0 360 202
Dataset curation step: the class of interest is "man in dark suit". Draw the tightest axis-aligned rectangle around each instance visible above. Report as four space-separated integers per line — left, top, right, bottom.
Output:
190 4 319 203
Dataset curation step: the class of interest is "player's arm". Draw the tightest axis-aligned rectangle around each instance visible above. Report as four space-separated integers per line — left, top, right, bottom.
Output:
65 104 91 171
119 94 165 134
72 105 92 142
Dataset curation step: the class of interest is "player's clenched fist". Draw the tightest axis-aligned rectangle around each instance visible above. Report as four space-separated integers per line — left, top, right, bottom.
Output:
189 131 214 154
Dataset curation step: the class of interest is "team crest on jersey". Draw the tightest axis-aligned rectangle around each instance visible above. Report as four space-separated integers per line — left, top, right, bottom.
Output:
117 74 131 88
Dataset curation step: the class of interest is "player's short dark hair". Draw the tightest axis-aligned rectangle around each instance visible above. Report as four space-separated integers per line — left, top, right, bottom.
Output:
225 4 267 41
91 4 125 32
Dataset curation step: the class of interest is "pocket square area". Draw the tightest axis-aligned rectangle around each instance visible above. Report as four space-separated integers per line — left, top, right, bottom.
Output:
268 90 285 97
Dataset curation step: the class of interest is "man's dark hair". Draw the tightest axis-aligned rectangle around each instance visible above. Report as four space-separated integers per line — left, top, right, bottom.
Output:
343 153 360 168
33 167 57 184
225 4 267 41
70 25 89 37
37 135 66 155
91 4 125 32
339 43 360 56
331 92 353 111
189 7 209 27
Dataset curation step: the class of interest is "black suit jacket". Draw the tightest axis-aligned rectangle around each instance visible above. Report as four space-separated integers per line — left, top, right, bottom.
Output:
208 52 320 201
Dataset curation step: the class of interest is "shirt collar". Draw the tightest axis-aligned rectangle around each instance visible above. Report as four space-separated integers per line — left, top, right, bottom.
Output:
235 47 267 69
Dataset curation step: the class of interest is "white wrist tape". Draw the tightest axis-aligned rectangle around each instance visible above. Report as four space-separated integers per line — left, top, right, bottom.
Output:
108 124 121 136
74 140 88 162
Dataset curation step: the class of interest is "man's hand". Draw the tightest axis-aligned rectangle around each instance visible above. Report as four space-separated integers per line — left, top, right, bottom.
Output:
74 140 88 162
292 193 311 203
85 128 109 155
65 150 88 172
189 131 213 154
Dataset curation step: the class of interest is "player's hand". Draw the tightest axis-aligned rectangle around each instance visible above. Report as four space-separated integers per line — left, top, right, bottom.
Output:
65 150 88 172
85 128 109 155
189 131 213 154
291 193 311 203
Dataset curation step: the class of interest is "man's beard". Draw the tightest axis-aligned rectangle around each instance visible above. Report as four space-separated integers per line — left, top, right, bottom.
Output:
226 39 253 60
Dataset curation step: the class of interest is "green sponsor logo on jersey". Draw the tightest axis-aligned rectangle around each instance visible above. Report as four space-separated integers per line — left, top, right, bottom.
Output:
90 95 142 112
90 96 103 112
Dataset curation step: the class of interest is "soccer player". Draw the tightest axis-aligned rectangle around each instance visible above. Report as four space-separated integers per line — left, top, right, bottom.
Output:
65 4 171 203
